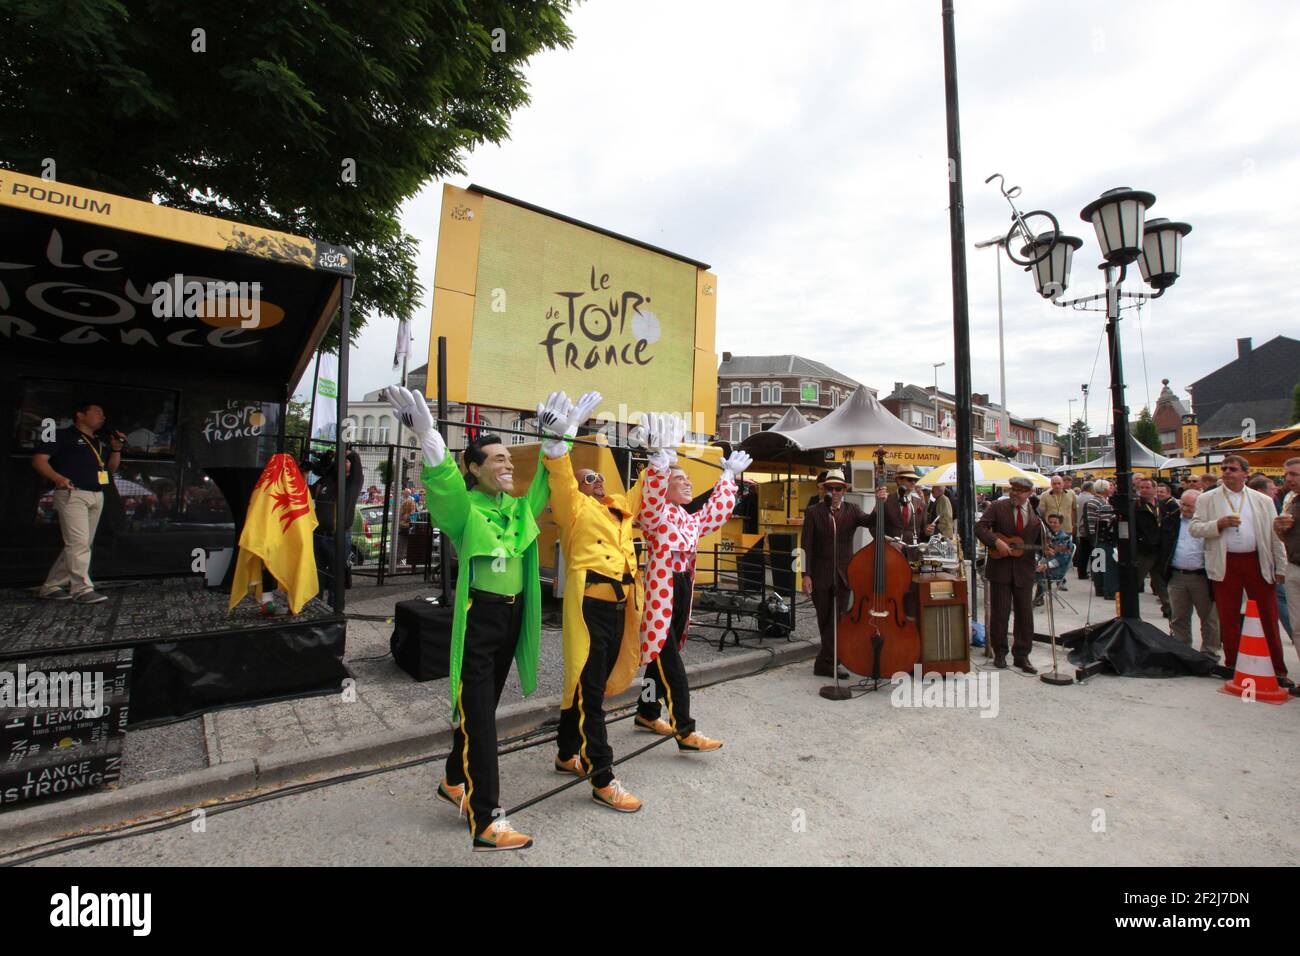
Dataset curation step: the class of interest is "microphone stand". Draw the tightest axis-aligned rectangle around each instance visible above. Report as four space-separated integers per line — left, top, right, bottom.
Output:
821 498 852 701
1041 563 1073 686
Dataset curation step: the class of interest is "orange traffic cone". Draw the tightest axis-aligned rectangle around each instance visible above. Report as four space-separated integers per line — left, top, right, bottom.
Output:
1220 599 1290 704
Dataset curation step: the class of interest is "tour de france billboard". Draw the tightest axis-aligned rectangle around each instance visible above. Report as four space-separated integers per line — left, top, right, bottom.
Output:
428 184 718 433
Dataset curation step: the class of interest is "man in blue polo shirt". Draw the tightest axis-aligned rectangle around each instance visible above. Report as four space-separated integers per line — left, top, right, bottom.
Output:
32 400 126 604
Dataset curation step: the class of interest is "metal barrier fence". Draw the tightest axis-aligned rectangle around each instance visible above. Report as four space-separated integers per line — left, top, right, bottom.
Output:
286 437 441 588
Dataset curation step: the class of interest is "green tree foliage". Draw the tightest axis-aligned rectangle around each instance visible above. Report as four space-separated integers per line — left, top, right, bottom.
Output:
1291 383 1300 425
0 0 576 348
1131 405 1162 452
285 398 311 441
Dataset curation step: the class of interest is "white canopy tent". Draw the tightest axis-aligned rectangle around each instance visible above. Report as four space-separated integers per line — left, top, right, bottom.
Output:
740 385 1004 457
1053 433 1171 473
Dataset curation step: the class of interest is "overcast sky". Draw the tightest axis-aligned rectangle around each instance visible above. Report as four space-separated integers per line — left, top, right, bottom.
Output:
319 0 1300 438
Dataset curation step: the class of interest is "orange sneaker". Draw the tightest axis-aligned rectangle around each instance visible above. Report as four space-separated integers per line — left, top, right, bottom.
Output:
592 779 642 813
676 731 722 753
436 778 466 814
554 754 584 776
634 714 673 736
472 819 533 852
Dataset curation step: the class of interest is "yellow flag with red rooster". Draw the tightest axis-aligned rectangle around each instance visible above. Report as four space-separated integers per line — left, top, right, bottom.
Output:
229 454 319 613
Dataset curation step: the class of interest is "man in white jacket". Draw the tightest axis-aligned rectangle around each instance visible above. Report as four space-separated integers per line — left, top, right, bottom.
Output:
1189 454 1291 687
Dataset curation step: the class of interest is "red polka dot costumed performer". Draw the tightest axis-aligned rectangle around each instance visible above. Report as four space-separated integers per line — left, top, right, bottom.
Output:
633 412 751 752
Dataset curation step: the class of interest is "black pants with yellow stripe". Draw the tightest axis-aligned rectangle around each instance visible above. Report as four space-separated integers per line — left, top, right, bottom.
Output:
637 571 695 738
557 597 624 789
444 596 523 837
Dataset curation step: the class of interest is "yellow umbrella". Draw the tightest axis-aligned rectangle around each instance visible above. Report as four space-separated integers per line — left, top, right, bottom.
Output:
917 460 1050 488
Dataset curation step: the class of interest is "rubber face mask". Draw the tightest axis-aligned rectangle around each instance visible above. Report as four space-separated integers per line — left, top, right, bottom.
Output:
667 468 692 505
472 444 514 495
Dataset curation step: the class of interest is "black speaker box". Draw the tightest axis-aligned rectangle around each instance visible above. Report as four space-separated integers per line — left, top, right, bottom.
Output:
767 532 797 595
391 599 453 681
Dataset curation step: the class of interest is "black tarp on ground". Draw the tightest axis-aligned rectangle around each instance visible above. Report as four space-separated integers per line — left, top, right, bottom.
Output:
1062 618 1233 679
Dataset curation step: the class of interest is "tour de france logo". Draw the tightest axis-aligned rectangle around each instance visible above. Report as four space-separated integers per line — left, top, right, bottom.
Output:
203 401 267 442
539 267 659 373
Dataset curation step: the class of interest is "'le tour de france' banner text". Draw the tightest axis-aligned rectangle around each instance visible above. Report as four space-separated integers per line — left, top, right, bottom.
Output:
429 185 718 433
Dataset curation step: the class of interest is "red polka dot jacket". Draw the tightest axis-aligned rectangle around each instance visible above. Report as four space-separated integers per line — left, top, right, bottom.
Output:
635 462 738 663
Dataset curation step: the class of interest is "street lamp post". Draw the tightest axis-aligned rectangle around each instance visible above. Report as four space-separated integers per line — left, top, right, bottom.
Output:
974 235 1011 442
1067 398 1076 464
1081 383 1090 458
932 361 946 434
985 176 1192 627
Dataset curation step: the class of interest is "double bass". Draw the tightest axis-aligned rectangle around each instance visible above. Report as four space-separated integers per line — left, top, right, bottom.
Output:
838 447 922 679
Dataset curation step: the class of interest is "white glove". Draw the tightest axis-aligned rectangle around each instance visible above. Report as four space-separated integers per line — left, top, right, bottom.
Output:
567 391 602 436
385 384 445 468
542 390 603 459
721 449 752 478
536 391 574 439
537 391 575 458
641 412 684 472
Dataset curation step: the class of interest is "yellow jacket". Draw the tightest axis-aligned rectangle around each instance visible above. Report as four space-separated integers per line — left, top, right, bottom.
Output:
543 454 642 708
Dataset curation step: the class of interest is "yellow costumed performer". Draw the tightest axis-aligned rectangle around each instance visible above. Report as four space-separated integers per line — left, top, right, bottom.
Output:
538 391 645 813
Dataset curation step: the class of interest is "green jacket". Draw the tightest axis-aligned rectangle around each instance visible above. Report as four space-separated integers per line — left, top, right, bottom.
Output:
421 450 551 714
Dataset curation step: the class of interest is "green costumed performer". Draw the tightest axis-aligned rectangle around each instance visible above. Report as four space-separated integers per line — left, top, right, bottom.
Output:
385 384 550 853
537 390 645 813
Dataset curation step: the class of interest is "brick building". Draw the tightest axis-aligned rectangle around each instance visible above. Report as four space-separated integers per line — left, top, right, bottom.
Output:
716 354 869 444
1152 378 1190 454
880 383 1061 469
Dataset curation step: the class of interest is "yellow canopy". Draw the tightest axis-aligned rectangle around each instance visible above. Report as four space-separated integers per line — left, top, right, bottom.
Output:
917 460 1050 488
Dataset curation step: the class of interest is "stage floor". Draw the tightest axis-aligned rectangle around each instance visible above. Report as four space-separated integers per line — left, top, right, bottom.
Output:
0 576 336 659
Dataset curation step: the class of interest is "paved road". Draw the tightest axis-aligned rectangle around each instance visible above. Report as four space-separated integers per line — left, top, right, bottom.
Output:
30 632 1300 867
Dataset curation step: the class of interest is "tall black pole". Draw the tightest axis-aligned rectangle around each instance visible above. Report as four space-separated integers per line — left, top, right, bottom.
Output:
332 277 353 614
306 349 322 460
436 335 451 605
941 0 977 608
1105 265 1140 618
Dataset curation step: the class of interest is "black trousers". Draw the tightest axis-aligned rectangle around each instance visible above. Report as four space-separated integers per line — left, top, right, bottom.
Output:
314 531 353 591
638 571 695 738
444 596 523 837
557 597 624 789
811 581 849 670
989 579 1034 660
1074 534 1093 579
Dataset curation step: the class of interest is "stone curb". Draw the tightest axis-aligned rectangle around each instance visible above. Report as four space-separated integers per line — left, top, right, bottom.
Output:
0 638 817 855
0 760 258 854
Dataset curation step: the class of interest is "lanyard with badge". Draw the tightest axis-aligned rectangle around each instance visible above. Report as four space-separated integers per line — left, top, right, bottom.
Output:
82 433 111 487
1226 489 1246 536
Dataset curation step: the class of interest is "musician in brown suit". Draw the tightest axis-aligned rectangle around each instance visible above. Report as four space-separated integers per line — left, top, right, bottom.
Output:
800 469 871 679
880 470 932 545
975 475 1043 673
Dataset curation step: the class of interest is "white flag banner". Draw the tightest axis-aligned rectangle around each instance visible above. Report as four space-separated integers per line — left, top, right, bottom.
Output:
311 352 339 440
393 318 412 370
